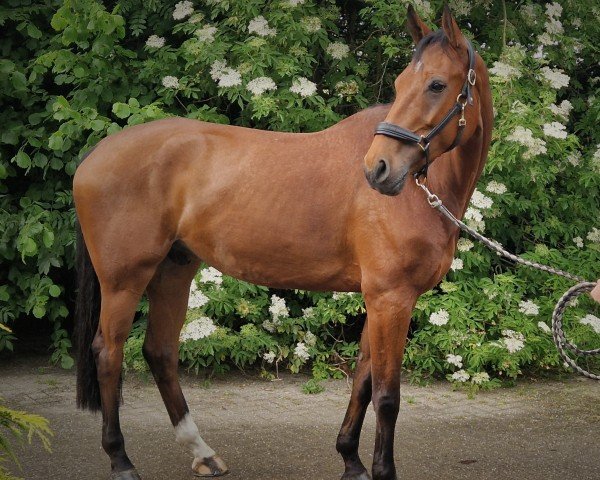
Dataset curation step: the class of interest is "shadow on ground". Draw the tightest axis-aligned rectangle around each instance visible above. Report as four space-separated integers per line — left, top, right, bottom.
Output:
1 355 599 480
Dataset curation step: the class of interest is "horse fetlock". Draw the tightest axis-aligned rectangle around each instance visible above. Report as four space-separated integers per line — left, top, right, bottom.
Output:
192 455 229 477
341 471 371 480
371 463 397 480
109 468 142 480
336 433 359 456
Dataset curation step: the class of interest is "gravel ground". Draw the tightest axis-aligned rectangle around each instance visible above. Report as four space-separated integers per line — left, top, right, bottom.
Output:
1 355 599 480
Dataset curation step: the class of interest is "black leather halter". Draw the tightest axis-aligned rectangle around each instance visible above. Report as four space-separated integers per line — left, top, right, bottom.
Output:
374 39 477 179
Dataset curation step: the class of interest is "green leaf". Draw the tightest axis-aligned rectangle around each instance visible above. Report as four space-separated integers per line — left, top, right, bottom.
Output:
22 237 38 257
42 229 55 248
112 103 131 119
11 71 27 91
49 285 61 297
26 23 42 39
32 305 46 319
15 150 31 169
61 355 74 370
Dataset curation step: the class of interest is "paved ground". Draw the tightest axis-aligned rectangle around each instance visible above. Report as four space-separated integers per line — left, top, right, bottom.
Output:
1 355 600 480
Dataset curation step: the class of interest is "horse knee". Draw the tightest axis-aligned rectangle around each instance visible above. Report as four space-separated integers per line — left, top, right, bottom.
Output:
373 393 399 418
142 343 178 381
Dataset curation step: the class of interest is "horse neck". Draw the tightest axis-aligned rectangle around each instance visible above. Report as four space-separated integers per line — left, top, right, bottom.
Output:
428 76 493 217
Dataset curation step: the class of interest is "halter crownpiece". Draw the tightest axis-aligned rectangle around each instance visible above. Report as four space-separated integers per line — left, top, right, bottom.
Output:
374 38 477 179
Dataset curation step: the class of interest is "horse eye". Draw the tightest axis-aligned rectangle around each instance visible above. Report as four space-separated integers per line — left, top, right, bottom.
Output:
429 81 446 93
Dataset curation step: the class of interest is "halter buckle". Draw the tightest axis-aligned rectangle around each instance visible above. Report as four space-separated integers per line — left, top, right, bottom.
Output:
468 69 476 86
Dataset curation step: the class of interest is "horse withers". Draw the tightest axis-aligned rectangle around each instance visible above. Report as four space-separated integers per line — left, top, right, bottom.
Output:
73 6 492 480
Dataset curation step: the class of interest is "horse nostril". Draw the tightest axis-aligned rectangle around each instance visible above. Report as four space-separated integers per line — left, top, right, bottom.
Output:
374 158 390 183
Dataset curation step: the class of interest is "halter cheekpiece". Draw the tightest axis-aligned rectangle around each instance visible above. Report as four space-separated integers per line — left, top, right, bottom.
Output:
374 39 477 179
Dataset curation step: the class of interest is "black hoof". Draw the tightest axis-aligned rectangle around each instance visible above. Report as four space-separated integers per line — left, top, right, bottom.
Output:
341 471 371 480
110 469 142 480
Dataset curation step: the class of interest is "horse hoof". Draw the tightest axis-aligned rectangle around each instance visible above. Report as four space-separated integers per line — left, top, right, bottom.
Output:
341 471 371 480
110 469 142 480
192 455 229 477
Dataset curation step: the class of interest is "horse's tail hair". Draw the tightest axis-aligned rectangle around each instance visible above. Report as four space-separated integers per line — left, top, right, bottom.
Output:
74 223 102 411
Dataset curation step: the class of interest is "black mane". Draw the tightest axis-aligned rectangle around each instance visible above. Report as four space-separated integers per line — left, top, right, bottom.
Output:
413 30 450 62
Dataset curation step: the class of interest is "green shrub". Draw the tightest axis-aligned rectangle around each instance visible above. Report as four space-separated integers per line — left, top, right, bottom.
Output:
1 1 599 386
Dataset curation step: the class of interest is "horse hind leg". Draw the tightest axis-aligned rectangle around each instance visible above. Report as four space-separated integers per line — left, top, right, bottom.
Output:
143 254 229 477
93 287 146 480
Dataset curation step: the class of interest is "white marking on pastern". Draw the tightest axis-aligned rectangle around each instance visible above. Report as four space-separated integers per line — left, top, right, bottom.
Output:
174 413 216 461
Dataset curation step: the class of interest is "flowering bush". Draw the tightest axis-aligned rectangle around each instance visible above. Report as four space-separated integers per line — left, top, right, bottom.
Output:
1 0 599 387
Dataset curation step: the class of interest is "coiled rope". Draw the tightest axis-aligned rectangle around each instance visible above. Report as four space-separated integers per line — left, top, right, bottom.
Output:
415 177 600 380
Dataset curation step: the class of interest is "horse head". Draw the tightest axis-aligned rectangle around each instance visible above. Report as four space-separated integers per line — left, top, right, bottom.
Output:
364 5 484 196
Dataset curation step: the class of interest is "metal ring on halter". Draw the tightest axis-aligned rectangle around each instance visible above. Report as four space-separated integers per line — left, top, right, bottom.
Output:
468 69 476 86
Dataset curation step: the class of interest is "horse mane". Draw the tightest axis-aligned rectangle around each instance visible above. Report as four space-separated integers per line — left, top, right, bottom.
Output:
413 29 450 62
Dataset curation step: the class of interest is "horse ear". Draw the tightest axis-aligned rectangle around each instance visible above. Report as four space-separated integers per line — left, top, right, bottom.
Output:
406 5 431 45
441 4 464 48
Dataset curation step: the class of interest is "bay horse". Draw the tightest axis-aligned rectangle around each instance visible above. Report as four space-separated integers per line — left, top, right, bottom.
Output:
74 6 492 480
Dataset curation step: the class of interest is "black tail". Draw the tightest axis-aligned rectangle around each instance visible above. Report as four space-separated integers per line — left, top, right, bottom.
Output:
74 224 102 411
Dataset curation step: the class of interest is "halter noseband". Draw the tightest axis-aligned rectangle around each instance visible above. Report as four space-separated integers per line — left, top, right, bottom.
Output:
374 39 477 179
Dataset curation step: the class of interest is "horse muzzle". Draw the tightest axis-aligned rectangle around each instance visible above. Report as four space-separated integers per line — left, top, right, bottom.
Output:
364 158 408 196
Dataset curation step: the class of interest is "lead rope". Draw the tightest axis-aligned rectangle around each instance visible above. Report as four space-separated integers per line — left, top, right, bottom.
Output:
415 177 600 380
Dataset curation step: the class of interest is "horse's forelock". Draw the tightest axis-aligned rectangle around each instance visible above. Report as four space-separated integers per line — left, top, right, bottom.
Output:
412 30 450 63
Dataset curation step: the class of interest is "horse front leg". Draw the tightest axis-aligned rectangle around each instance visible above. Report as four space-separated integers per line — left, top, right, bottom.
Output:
364 288 415 480
337 318 372 480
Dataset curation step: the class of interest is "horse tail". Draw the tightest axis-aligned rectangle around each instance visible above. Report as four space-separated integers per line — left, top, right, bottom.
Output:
74 222 102 411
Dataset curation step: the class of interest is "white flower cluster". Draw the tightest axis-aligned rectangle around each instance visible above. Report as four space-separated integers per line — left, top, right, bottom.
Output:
188 281 209 309
502 329 525 353
302 16 322 33
486 180 507 195
573 236 584 248
549 100 572 119
593 145 600 172
173 1 194 20
472 371 490 384
246 77 277 96
449 0 471 16
446 354 463 368
162 76 180 89
294 342 310 361
180 317 217 342
587 227 600 243
489 61 520 81
540 66 570 90
199 266 223 284
543 122 568 139
464 207 485 232
450 258 463 271
146 35 165 48
248 16 276 37
518 299 539 316
451 370 470 382
302 307 314 318
580 314 600 334
429 309 449 326
413 0 433 17
545 1 562 18
196 25 217 43
263 351 276 363
326 42 350 60
210 60 242 88
269 294 289 321
290 77 317 97
507 126 547 159
538 321 551 333
567 151 581 167
304 331 317 347
457 238 473 252
286 0 305 5
335 80 359 97
470 189 493 209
